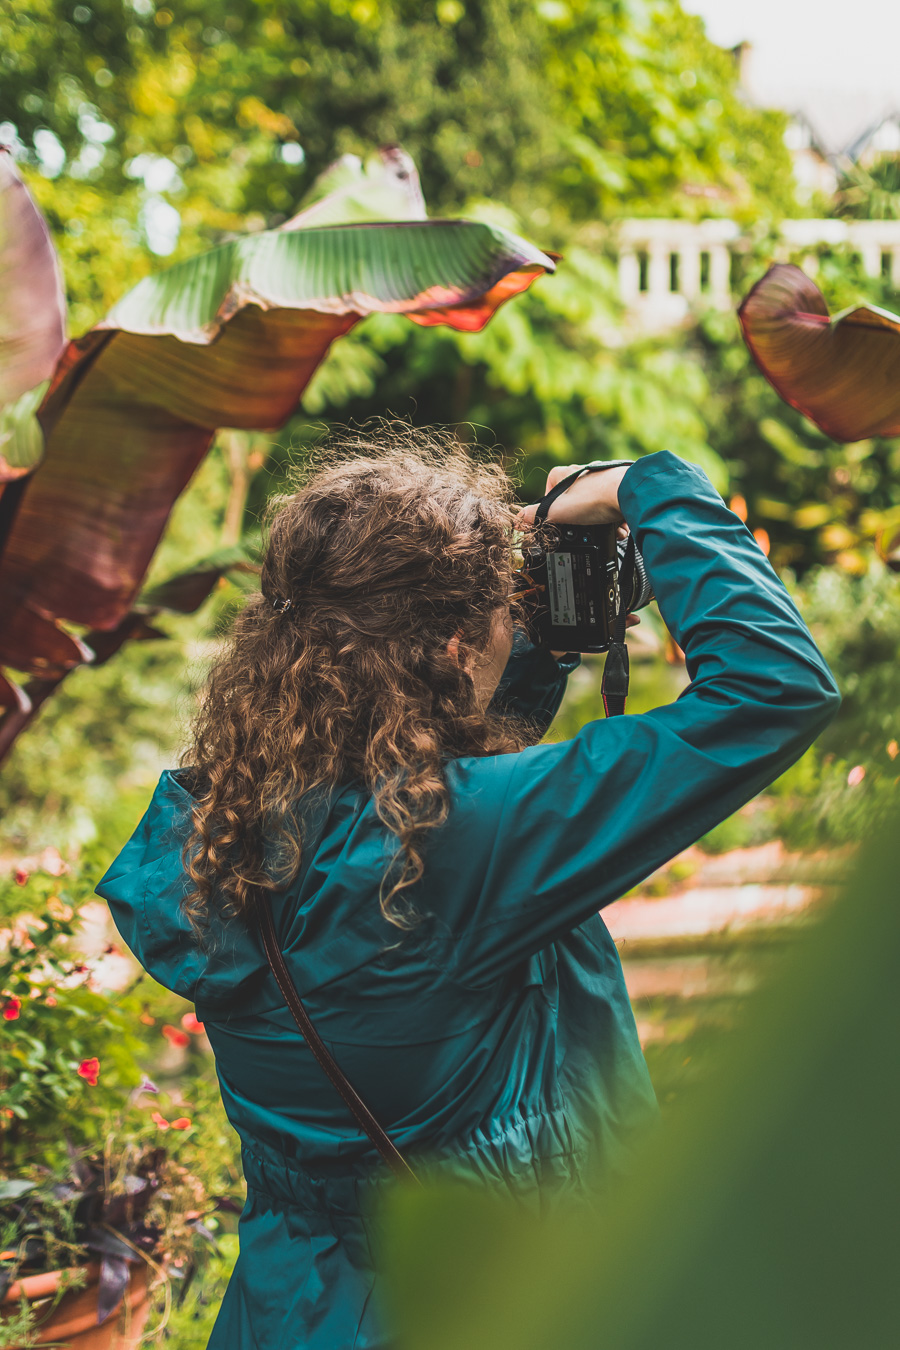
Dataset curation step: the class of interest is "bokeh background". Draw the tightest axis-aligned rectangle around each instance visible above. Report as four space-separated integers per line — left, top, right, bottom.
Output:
2 1 899 1343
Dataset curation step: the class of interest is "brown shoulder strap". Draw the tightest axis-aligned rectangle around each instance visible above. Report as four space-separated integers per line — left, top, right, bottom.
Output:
254 891 420 1186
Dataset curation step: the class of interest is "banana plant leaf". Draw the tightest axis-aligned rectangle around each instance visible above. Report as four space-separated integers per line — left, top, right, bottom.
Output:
0 148 555 682
280 147 426 229
0 152 66 483
140 544 260 614
738 263 900 443
0 672 30 714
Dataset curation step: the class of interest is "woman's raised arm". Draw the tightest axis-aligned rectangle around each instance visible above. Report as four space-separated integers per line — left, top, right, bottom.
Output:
438 451 841 985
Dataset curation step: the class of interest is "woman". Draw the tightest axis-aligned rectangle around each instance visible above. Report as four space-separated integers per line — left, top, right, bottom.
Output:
98 427 839 1348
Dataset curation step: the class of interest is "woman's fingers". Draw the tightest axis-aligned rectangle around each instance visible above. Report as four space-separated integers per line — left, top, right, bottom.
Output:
625 612 641 628
545 464 582 494
517 464 582 528
516 465 629 530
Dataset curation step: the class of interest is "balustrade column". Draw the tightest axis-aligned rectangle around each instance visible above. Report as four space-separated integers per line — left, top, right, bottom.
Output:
859 243 881 277
619 250 640 304
709 245 731 304
679 245 701 301
647 244 670 301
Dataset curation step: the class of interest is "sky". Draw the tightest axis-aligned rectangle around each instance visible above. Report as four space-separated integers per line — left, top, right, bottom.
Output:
683 0 900 152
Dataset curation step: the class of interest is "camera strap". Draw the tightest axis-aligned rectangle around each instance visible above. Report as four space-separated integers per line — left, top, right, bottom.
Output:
254 889 421 1186
602 530 634 718
534 462 635 717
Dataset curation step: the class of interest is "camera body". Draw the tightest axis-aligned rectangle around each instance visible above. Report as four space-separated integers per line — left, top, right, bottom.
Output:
520 522 653 654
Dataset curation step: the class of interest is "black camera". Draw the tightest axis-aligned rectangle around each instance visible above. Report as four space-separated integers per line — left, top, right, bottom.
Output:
519 521 653 654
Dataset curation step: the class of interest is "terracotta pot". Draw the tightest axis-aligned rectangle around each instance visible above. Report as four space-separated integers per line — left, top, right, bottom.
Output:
0 1259 154 1348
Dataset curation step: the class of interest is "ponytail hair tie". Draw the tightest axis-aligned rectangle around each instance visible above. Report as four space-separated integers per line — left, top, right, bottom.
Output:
271 595 292 614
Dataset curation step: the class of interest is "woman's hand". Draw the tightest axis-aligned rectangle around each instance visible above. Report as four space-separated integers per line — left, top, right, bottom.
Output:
516 462 630 530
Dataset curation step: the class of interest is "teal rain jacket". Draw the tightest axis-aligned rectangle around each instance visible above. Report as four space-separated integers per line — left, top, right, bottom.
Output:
97 453 840 1349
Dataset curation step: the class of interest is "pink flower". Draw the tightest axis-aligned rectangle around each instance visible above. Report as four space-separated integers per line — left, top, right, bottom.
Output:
181 1013 205 1035
13 868 28 887
162 1024 191 1048
151 1111 170 1130
2 997 21 1021
847 765 866 787
77 1057 100 1086
39 847 66 877
887 740 898 761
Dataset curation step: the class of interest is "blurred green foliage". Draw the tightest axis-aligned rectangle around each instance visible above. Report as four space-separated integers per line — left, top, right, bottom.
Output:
379 814 900 1350
758 563 900 849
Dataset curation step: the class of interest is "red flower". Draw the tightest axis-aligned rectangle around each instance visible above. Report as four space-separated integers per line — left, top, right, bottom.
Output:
161 1024 191 1048
77 1057 100 1086
170 1117 192 1130
13 868 28 886
2 997 21 1021
181 1012 205 1035
151 1111 170 1130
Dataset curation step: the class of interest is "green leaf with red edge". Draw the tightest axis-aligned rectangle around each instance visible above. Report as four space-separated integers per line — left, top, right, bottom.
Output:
738 263 900 443
0 152 66 483
0 150 554 682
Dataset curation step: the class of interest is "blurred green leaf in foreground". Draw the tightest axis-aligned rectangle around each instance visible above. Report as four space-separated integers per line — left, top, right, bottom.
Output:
379 812 900 1350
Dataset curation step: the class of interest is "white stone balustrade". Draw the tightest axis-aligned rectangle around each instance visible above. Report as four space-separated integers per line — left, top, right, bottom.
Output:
616 218 900 331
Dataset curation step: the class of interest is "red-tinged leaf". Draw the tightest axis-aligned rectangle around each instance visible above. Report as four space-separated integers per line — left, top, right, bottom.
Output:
0 307 354 635
408 257 561 333
0 609 92 678
0 672 30 713
83 611 167 666
739 263 900 442
141 545 260 614
0 151 66 409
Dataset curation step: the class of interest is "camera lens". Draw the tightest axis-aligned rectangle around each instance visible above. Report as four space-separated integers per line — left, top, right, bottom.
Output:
617 538 654 611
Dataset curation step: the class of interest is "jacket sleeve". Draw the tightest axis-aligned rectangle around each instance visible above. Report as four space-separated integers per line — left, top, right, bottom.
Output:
489 629 581 738
443 451 841 986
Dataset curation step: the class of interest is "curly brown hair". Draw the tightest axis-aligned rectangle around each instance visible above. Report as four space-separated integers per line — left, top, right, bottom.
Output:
181 424 530 941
